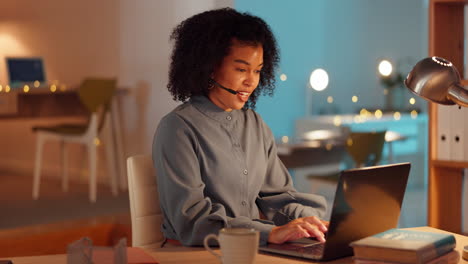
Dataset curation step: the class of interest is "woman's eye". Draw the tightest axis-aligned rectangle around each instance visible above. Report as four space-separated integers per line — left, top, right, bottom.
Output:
255 70 262 74
236 68 246 72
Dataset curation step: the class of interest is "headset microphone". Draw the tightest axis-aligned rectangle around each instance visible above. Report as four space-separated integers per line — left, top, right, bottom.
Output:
211 79 238 95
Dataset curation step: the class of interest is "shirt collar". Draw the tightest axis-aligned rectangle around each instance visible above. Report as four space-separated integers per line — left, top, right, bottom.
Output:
190 95 239 124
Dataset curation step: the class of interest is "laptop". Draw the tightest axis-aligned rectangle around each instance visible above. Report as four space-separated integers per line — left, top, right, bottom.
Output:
6 57 46 88
260 162 411 261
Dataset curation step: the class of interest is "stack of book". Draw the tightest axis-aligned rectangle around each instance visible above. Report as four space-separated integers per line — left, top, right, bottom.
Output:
350 229 459 264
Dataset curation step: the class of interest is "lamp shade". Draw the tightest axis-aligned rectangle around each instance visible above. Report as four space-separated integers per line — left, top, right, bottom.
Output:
404 56 468 107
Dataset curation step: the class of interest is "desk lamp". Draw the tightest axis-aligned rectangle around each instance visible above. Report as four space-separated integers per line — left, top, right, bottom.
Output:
404 56 468 107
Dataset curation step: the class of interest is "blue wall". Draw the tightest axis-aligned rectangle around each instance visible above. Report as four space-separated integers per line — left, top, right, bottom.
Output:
235 0 428 138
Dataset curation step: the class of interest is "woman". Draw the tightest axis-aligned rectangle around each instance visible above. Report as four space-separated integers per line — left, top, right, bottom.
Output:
153 8 328 246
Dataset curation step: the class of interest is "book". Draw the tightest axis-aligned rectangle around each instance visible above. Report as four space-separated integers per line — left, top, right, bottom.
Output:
353 249 460 264
350 229 456 264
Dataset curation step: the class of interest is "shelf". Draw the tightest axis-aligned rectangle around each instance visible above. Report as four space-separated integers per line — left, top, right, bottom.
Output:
428 0 467 234
432 160 468 169
432 0 468 3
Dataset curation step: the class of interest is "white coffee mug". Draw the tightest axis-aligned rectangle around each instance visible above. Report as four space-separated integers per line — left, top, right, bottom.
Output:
203 228 259 264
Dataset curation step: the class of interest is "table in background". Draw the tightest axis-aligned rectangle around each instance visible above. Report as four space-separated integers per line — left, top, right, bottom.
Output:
277 140 346 169
8 227 468 264
0 86 128 190
296 113 428 189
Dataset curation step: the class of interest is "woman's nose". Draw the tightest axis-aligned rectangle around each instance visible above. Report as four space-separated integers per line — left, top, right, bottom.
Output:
244 72 257 87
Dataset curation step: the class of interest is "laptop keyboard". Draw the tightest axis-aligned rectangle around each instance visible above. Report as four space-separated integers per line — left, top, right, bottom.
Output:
302 243 325 257
261 240 325 259
282 241 325 258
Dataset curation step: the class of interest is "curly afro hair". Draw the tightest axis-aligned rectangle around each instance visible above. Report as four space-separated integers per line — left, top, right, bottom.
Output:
167 8 280 109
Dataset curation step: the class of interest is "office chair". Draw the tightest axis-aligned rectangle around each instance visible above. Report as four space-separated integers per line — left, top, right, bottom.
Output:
127 154 165 248
32 78 119 202
307 131 387 192
346 131 387 168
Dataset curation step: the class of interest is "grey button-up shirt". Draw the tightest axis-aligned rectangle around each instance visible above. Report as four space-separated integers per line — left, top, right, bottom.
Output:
152 95 326 246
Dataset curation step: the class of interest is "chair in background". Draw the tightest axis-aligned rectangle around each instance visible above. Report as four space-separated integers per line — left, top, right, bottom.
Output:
32 78 119 202
127 154 165 248
307 131 387 195
346 131 387 168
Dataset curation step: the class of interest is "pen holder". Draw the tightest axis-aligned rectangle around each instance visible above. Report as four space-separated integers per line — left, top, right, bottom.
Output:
67 237 127 264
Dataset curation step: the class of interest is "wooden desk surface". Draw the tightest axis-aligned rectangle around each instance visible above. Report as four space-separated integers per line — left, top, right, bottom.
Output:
8 227 468 264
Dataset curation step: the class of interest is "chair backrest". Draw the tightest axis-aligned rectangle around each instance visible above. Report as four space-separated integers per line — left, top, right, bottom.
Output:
77 78 116 132
346 131 386 168
127 154 165 248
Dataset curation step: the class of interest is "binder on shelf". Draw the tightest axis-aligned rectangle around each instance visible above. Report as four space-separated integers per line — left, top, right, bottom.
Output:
465 107 468 161
463 169 468 234
449 105 466 161
436 105 452 160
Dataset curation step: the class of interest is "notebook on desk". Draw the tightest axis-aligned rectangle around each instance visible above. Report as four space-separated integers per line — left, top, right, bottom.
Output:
259 162 411 261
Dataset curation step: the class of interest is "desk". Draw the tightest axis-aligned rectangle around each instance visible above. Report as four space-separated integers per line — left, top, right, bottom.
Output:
0 87 87 118
277 131 407 169
277 140 346 169
296 114 428 189
8 227 468 264
0 86 128 190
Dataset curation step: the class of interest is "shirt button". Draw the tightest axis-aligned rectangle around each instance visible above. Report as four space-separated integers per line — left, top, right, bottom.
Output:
243 169 248 175
241 201 247 206
226 115 232 121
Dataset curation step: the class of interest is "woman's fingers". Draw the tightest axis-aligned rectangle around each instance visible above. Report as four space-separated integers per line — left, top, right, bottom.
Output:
268 217 329 244
269 224 313 244
303 216 328 233
299 221 325 242
321 220 330 228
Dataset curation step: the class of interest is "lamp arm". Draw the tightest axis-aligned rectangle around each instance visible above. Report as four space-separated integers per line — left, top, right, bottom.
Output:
447 84 468 107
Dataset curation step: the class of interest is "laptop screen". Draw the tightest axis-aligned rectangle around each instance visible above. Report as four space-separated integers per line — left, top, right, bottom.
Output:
6 57 46 85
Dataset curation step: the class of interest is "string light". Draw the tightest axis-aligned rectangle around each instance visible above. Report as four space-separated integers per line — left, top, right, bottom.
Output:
360 108 368 116
333 115 342 126
352 96 358 103
354 115 362 123
393 111 401 120
411 110 418 119
409 98 416 105
327 96 334 103
374 109 383 119
280 74 287 81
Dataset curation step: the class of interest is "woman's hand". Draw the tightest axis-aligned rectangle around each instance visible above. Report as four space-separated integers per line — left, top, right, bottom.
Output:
268 216 329 244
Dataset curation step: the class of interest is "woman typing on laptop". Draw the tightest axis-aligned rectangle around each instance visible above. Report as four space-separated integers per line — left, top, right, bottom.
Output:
152 8 328 247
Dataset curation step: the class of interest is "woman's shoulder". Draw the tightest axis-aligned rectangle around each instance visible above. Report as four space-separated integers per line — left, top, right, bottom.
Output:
243 108 266 126
158 102 195 129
